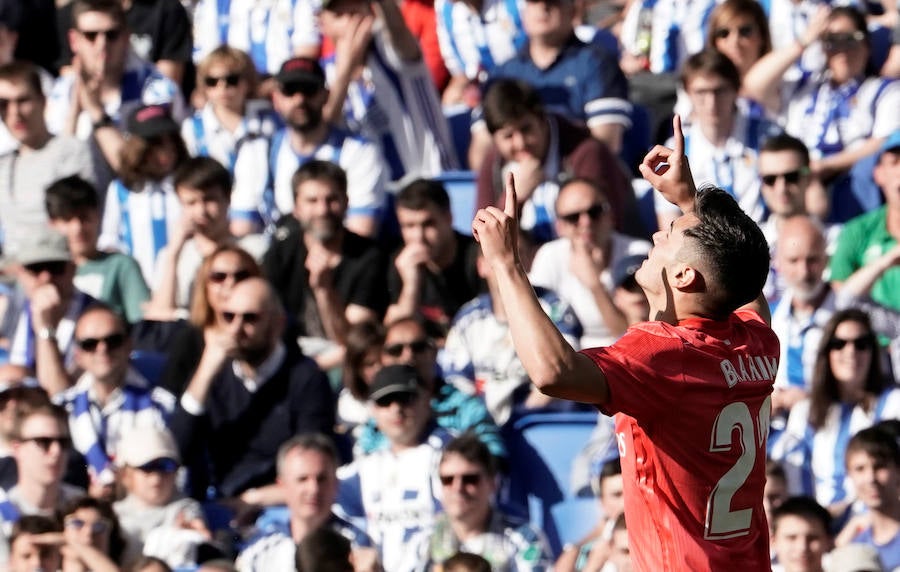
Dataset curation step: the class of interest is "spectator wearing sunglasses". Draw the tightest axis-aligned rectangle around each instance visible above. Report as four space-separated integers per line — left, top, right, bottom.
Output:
5 403 83 524
53 303 174 497
771 309 900 514
7 227 94 396
355 316 506 462
46 175 150 325
114 427 210 569
403 433 552 571
45 0 186 193
145 157 269 320
170 277 334 506
336 364 452 572
745 6 900 223
706 0 771 86
529 178 650 349
60 496 126 570
0 61 98 262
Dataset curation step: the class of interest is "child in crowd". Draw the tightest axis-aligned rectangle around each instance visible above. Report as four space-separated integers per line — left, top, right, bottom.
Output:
113 427 210 569
770 496 833 572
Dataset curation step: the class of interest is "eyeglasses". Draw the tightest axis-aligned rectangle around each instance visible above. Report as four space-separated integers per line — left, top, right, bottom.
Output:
279 81 321 97
222 311 261 325
76 332 127 353
21 435 71 451
713 24 757 40
761 169 807 187
204 74 242 88
558 203 607 225
136 458 179 474
383 339 432 357
24 260 69 276
822 31 865 52
64 517 111 535
208 269 252 284
0 94 38 115
439 472 483 487
78 27 123 44
827 336 873 352
374 391 419 408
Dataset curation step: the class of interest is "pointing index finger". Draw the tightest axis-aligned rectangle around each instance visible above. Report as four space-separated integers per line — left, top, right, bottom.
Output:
504 171 518 220
672 114 685 159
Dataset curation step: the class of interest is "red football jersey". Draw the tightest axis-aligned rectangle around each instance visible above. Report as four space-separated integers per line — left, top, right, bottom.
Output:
582 309 779 572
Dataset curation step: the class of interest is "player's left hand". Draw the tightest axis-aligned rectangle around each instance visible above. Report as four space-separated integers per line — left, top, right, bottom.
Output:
639 115 697 212
472 172 519 270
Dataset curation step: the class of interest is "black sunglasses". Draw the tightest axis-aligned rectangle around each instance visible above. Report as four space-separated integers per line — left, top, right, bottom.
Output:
374 391 419 408
558 203 607 225
204 74 242 88
761 169 806 187
77 332 127 353
78 27 123 43
439 472 483 487
827 336 873 352
222 311 261 325
822 31 865 52
383 339 432 358
208 269 252 284
137 458 179 474
22 435 72 451
24 260 69 276
279 81 321 97
714 24 756 40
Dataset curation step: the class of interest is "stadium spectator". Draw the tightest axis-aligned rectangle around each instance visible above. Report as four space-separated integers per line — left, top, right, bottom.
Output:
705 0 771 86
764 460 790 533
769 496 833 572
170 277 335 502
293 526 356 572
0 386 53 490
772 309 900 511
475 79 639 243
619 0 717 75
54 303 175 496
60 496 126 570
7 515 64 572
403 433 552 570
385 178 482 334
46 175 150 325
0 61 97 260
336 364 452 572
528 178 650 347
236 433 374 571
337 320 385 430
97 104 189 284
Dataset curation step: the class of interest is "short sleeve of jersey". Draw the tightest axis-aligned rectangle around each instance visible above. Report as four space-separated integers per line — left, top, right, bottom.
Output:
581 324 685 420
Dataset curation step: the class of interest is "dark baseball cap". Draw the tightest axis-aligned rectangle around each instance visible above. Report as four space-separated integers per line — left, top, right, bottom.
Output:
126 104 179 139
612 254 647 289
275 57 326 90
368 364 422 402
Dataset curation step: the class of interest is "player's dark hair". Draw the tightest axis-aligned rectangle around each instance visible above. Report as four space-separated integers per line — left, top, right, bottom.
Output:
396 178 451 213
761 134 810 167
45 176 100 219
681 186 769 317
680 49 741 92
442 432 498 477
771 496 832 535
174 156 233 198
291 159 348 200
482 78 546 135
846 423 900 468
809 309 885 430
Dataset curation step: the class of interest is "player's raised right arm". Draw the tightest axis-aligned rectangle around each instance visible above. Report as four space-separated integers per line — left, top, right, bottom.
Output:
472 173 609 405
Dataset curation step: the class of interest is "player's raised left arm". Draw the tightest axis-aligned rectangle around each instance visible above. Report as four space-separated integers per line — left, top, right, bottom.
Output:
472 174 609 404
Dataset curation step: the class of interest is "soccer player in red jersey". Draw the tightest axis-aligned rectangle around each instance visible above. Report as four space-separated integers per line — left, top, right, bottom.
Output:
472 115 779 572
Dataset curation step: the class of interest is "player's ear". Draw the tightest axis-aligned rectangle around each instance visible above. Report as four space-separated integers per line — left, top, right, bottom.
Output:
671 263 700 291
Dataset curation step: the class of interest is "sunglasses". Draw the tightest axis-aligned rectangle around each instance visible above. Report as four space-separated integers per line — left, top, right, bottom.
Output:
761 169 806 187
822 31 865 52
137 458 179 474
383 339 432 358
558 203 607 225
0 95 38 115
439 472 483 487
21 435 71 451
222 311 261 325
78 27 123 43
374 391 419 408
279 81 321 97
76 332 127 353
64 517 111 535
208 269 252 284
204 74 242 88
827 336 873 352
714 24 756 40
24 260 69 276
